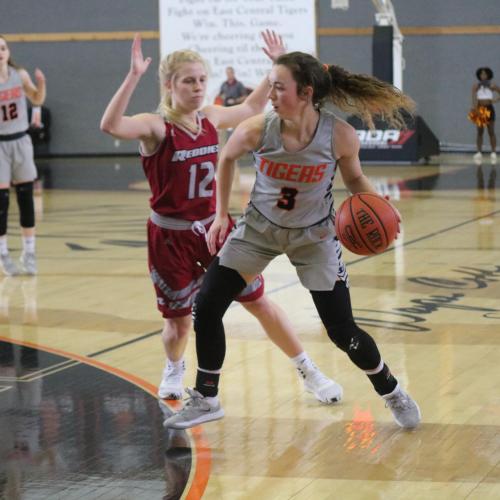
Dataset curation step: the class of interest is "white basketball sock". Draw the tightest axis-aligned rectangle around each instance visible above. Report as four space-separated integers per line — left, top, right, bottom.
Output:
22 236 36 254
291 351 314 370
0 236 8 256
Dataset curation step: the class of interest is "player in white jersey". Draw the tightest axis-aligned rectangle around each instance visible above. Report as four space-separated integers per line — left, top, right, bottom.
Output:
0 35 46 275
164 51 421 431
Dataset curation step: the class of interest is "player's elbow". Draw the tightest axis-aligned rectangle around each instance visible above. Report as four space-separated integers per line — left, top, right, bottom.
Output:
100 118 116 135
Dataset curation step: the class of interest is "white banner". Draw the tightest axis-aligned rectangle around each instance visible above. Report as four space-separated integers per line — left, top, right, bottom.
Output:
159 0 316 103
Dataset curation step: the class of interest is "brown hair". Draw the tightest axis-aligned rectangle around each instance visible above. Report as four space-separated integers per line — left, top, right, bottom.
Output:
275 52 415 128
0 35 21 69
158 49 208 132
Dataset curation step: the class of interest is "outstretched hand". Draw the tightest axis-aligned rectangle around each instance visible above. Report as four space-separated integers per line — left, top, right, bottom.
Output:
34 68 46 84
130 33 152 77
261 30 286 63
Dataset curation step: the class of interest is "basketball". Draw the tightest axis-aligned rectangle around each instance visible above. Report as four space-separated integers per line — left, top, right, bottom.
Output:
335 193 399 255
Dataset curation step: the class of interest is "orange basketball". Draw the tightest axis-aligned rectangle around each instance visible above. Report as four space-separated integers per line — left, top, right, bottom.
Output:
335 192 399 255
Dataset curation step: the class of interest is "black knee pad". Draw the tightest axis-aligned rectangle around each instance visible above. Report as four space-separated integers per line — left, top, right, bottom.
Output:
0 188 9 235
193 258 247 371
193 258 247 327
15 182 35 228
326 318 381 371
324 317 359 351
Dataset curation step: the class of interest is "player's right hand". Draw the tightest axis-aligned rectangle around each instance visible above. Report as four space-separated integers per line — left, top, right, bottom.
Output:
207 215 231 255
130 33 152 77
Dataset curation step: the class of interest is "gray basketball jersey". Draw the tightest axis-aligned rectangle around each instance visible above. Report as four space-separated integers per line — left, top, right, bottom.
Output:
0 68 28 135
251 109 337 228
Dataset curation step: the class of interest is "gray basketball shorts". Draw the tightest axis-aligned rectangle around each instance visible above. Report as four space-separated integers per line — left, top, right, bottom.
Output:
0 134 37 184
219 205 345 291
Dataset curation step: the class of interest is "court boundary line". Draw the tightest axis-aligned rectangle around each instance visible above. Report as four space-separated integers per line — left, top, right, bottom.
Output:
87 329 162 357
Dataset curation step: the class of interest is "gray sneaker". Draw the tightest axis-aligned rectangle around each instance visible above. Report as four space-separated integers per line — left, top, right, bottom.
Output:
19 252 37 275
1 253 19 276
383 385 421 429
162 388 225 429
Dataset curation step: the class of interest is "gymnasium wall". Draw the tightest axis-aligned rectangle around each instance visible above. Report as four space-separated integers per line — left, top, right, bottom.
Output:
2 0 499 155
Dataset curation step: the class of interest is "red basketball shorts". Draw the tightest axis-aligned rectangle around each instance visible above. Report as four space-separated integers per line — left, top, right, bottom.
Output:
147 218 264 318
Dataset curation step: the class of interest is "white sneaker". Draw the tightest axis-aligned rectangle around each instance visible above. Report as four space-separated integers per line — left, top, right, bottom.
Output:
19 252 37 275
298 365 343 404
158 360 185 400
491 152 497 165
162 388 225 429
473 152 483 165
1 253 19 276
383 384 421 429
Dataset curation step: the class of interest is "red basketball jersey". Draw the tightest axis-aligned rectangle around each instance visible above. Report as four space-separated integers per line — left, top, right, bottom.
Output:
141 115 218 220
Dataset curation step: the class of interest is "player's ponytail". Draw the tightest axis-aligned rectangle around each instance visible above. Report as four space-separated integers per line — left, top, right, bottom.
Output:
275 52 415 128
326 63 415 128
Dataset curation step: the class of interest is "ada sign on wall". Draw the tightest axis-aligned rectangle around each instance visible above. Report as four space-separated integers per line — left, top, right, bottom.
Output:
356 129 416 150
159 0 316 103
348 115 439 163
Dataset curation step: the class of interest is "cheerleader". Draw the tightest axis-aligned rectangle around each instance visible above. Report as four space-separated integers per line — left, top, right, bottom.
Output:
470 67 500 165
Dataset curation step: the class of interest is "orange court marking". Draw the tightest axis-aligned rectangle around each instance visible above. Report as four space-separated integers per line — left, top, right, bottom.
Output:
0 335 212 500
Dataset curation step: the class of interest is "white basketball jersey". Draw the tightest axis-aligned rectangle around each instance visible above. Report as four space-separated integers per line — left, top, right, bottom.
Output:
0 68 28 135
251 109 337 228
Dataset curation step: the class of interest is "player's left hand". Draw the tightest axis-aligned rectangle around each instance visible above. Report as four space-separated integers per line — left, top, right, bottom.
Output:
384 195 402 238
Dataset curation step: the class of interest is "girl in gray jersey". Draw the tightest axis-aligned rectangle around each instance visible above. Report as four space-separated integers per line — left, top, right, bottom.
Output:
0 35 46 275
164 52 421 431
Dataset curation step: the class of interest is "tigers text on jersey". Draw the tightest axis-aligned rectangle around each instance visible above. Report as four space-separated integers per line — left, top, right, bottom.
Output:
141 114 218 221
0 68 28 135
252 109 337 228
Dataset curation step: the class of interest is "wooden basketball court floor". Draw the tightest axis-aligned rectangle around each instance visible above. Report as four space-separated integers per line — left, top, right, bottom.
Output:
0 154 499 499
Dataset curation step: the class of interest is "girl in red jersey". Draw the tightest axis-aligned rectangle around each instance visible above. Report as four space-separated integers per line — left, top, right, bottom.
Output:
101 33 342 405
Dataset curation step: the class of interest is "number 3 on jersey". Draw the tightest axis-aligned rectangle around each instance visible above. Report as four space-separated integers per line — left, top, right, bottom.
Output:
277 187 298 210
188 161 215 199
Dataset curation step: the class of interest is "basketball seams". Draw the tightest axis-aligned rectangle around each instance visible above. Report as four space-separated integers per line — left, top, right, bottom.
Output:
349 196 375 254
358 193 390 250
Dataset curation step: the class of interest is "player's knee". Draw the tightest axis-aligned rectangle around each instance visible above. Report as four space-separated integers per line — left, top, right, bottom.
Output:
192 290 225 331
163 317 191 340
194 258 247 328
15 182 35 228
327 318 380 370
240 295 270 318
326 317 359 351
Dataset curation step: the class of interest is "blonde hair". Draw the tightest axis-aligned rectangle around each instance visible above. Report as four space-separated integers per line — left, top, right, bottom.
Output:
158 49 208 132
276 52 416 129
